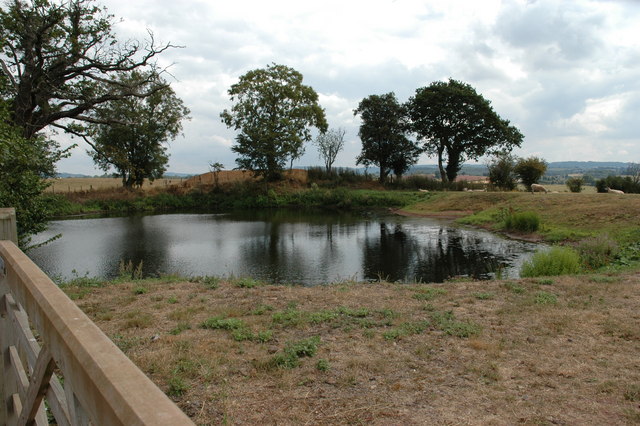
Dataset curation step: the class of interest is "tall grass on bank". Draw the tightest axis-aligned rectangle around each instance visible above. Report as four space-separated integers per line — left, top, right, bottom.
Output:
576 234 619 270
503 210 540 233
520 246 581 277
45 183 428 217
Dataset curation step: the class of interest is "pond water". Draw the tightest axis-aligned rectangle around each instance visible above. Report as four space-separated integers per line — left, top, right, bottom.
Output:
27 210 541 285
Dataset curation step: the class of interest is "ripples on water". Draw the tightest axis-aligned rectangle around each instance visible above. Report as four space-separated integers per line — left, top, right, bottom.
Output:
28 210 540 285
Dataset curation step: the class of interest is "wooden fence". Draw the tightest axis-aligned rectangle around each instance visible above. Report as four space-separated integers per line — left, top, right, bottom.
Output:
0 208 194 425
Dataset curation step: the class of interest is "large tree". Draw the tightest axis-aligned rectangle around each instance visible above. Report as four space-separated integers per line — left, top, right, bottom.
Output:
407 79 523 183
0 0 174 139
221 63 327 181
0 80 67 247
81 71 189 188
354 93 420 183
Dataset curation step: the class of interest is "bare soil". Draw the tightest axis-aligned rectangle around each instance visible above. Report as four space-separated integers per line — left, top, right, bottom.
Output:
66 271 640 425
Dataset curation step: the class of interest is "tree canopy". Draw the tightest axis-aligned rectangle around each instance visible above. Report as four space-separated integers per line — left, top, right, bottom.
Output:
515 156 548 190
221 63 327 181
0 0 174 139
354 93 420 183
0 82 67 247
407 79 523 183
82 71 190 188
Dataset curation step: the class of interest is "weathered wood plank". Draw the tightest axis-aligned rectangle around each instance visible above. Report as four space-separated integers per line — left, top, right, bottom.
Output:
0 240 195 425
17 345 55 426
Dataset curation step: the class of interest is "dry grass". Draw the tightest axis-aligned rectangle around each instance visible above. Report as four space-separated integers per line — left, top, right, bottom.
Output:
404 192 640 240
66 271 640 425
45 177 188 193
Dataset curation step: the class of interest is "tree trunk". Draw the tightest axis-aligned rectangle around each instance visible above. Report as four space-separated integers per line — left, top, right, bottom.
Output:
437 147 448 184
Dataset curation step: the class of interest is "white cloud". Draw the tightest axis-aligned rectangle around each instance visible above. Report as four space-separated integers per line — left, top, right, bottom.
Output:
48 0 640 174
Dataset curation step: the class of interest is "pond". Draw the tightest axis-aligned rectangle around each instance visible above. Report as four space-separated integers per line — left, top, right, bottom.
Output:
27 210 541 285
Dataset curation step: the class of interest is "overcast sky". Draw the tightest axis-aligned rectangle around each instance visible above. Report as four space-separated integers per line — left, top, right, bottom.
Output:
57 0 640 175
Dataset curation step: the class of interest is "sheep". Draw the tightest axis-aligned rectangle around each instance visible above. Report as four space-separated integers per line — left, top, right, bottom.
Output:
530 183 548 194
605 187 624 194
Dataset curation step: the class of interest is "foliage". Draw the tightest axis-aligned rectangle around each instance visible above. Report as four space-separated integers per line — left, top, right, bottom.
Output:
504 211 540 233
0 98 67 247
306 167 371 187
407 79 523 183
514 156 548 190
354 92 420 183
576 234 619 270
270 336 321 369
82 71 189 188
487 152 518 191
595 175 640 193
221 63 327 181
0 0 173 139
314 127 346 173
565 176 584 193
520 247 581 277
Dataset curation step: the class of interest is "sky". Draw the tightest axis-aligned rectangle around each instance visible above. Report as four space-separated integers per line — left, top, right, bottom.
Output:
56 0 640 175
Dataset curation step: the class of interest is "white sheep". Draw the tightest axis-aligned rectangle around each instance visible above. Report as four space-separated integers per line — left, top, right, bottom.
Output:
605 187 624 194
530 183 548 194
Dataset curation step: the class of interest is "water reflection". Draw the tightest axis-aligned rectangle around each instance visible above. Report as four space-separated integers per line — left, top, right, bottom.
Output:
27 210 540 285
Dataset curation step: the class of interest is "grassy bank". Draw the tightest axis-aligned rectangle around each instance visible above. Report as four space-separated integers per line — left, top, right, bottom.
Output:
46 184 429 217
402 192 640 243
63 272 640 424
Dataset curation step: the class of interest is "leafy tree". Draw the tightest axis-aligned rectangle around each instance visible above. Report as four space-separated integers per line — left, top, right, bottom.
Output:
221 63 327 181
0 0 174 139
515 156 548 190
487 152 518 191
566 176 584 193
407 79 523 183
354 93 420 183
314 127 345 173
0 92 67 248
81 71 189 188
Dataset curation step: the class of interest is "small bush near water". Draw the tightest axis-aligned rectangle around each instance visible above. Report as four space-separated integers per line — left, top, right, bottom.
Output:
520 246 581 277
504 210 540 233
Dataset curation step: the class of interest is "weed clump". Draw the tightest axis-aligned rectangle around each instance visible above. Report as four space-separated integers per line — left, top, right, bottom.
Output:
269 336 321 369
520 246 581 277
504 210 540 233
576 234 619 270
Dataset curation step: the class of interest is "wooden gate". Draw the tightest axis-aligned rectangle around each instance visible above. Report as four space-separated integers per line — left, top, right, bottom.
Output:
0 208 194 425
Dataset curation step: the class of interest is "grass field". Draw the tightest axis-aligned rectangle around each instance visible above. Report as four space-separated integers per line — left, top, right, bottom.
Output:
64 271 640 424
45 177 188 193
402 191 640 243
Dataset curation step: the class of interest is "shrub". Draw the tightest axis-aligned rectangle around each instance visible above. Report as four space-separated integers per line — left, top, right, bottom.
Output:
514 156 548 190
577 234 619 269
566 177 584 193
487 153 517 191
504 211 540 233
520 246 581 277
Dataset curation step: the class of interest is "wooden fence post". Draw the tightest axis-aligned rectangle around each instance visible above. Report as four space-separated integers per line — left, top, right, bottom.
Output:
0 208 18 245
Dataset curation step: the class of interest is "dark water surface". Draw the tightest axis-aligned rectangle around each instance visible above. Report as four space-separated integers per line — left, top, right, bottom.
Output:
28 210 541 285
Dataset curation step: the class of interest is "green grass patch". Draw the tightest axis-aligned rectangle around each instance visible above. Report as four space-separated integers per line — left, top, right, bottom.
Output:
382 321 430 340
520 246 581 277
431 311 481 338
201 316 247 330
412 286 447 301
533 291 558 305
504 210 540 233
268 336 322 369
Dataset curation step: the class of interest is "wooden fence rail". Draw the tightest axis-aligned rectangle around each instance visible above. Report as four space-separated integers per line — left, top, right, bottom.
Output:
0 208 194 425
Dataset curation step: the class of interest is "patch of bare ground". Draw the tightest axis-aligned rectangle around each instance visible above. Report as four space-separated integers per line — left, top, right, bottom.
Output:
66 272 640 425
